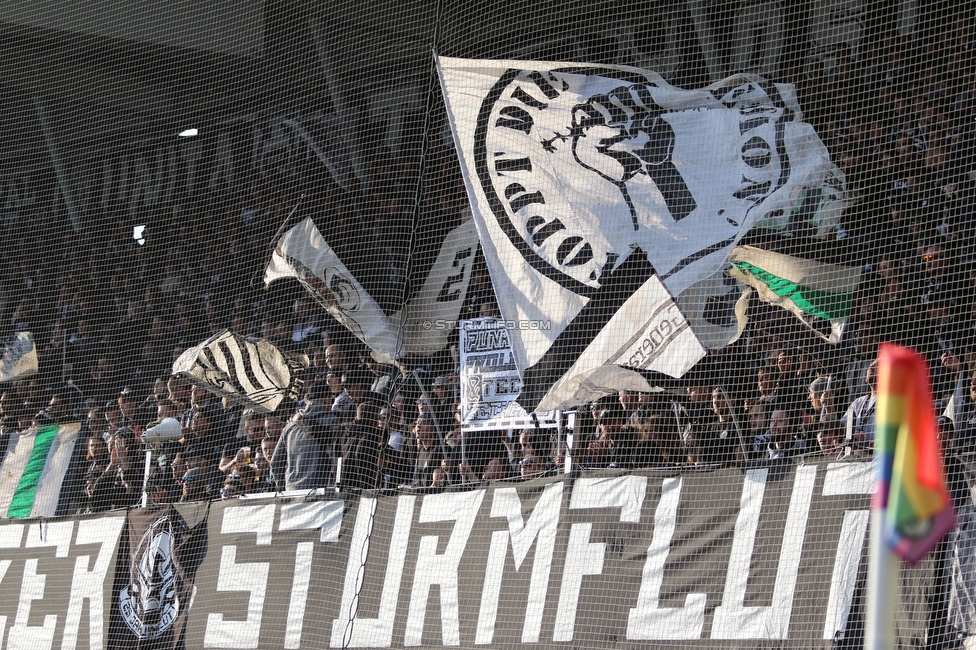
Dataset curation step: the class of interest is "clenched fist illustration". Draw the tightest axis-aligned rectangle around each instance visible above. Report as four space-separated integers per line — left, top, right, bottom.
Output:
571 84 696 224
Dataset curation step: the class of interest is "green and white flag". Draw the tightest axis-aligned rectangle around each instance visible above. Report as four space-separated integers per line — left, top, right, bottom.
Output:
729 246 861 343
0 423 82 518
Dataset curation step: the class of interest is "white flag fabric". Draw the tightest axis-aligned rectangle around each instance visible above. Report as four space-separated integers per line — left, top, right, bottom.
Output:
538 365 659 412
0 423 81 518
400 211 480 355
172 330 309 414
0 332 38 383
266 213 479 360
753 165 850 238
439 57 835 409
535 273 703 411
266 217 403 359
676 264 751 350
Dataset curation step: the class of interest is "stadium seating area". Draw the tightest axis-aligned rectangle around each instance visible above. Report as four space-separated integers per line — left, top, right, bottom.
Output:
2 28 976 510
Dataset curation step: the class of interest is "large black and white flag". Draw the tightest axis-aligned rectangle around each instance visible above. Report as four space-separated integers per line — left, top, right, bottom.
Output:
439 56 838 410
266 211 479 361
172 330 309 414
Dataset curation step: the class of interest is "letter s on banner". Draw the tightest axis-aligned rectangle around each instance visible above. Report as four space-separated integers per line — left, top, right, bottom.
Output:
204 505 275 649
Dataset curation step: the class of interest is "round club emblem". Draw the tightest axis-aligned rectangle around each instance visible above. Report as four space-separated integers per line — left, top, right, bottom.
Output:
475 67 791 297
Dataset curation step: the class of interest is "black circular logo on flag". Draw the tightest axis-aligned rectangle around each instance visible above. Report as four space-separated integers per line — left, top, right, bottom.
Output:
474 67 791 298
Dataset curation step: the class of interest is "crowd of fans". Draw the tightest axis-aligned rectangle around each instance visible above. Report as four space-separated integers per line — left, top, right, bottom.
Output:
4 25 976 512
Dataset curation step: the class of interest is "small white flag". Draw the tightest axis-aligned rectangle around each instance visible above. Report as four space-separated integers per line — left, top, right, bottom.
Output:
0 332 38 383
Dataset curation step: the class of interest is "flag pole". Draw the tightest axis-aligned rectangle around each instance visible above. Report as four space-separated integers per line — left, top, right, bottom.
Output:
864 342 955 649
864 505 898 648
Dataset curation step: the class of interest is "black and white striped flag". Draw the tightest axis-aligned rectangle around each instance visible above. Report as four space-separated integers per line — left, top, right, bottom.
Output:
172 330 308 414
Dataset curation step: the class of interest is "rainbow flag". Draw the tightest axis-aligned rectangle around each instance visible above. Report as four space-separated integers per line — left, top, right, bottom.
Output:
874 343 956 565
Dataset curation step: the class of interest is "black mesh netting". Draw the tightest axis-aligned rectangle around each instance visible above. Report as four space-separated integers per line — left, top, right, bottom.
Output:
1 1 976 648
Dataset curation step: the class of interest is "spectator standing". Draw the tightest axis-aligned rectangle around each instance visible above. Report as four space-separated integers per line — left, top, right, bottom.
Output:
747 400 771 459
402 416 440 488
843 358 879 446
179 467 209 502
817 422 846 459
86 432 139 512
765 409 807 459
338 399 384 490
430 376 455 431
756 366 780 408
270 381 337 491
219 411 264 472
700 388 743 464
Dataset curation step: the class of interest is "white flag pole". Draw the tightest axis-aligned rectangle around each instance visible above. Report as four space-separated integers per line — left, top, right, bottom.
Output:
142 449 152 508
554 410 564 473
864 501 899 648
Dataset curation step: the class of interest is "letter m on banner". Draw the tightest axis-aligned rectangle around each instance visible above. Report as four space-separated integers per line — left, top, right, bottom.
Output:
476 482 564 644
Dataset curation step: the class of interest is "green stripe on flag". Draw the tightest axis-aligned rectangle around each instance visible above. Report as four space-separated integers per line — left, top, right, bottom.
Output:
7 425 59 518
731 260 853 320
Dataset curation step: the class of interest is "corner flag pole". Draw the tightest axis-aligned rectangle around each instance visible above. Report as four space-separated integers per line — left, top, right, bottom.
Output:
864 506 898 648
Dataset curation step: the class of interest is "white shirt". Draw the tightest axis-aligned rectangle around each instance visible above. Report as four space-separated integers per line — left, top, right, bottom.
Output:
843 394 877 443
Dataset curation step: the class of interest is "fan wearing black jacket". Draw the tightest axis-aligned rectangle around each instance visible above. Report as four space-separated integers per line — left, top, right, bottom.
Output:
338 397 385 490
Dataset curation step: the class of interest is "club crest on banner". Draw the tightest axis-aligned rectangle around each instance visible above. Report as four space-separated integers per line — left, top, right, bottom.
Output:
119 516 182 639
